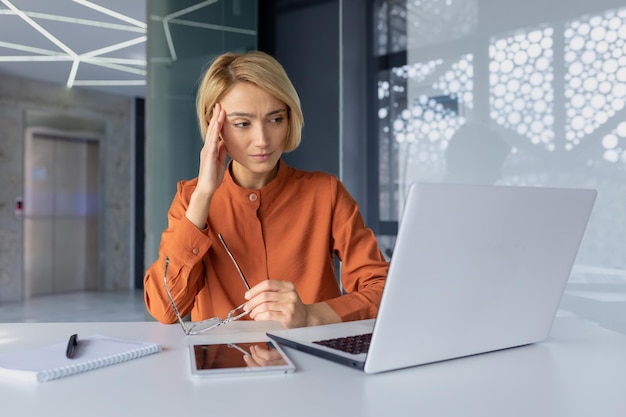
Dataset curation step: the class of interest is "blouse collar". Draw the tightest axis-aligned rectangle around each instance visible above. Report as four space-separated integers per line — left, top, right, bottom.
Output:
222 159 291 203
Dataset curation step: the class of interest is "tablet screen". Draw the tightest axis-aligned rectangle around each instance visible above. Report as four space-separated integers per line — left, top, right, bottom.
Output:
189 340 295 376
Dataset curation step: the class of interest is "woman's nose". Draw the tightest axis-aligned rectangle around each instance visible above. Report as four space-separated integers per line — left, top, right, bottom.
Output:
253 126 270 146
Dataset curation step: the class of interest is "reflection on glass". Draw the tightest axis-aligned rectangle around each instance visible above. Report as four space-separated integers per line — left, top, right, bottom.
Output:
193 342 289 369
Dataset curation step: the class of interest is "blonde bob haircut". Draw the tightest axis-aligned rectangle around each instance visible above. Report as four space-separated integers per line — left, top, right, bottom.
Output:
196 50 304 153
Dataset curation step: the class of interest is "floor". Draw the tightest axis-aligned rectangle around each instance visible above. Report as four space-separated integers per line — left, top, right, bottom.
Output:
0 288 625 336
0 290 149 323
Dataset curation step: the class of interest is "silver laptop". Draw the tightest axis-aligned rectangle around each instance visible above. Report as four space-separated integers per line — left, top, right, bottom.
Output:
267 182 597 374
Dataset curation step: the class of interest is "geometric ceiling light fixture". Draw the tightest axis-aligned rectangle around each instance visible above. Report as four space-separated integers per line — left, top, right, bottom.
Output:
1 0 79 87
0 0 146 96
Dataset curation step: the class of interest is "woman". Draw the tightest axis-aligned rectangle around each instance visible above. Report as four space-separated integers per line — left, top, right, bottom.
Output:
144 50 388 329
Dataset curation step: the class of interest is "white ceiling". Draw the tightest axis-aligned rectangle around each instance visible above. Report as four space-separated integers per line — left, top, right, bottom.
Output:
0 0 147 98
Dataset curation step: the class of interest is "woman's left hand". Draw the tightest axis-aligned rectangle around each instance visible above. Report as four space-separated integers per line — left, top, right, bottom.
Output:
244 280 309 328
243 280 341 328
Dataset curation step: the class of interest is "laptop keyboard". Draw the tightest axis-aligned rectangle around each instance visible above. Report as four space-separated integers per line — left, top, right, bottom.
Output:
313 333 372 355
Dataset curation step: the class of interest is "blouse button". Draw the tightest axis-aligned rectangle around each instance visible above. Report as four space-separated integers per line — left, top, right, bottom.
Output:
192 248 199 255
248 193 258 202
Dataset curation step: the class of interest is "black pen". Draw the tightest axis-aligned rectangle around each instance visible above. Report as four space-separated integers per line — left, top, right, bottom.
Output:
66 333 78 359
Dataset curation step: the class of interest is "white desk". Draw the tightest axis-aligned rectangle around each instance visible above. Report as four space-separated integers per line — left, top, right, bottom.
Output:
1 317 625 417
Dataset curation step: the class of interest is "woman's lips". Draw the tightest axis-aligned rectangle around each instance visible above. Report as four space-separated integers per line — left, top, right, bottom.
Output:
251 152 273 162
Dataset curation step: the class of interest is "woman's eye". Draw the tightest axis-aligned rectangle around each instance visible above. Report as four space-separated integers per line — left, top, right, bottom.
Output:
234 121 249 128
269 117 284 124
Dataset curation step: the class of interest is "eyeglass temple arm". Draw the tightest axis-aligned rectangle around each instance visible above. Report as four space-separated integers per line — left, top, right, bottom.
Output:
218 234 251 290
163 256 191 333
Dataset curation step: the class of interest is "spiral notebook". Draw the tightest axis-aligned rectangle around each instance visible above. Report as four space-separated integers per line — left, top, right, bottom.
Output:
0 334 162 382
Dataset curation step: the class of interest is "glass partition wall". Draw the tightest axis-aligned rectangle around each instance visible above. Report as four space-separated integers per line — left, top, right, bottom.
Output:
145 0 257 264
372 0 626 333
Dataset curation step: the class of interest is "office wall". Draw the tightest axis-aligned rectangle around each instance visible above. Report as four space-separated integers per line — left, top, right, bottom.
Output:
275 1 340 177
0 74 134 302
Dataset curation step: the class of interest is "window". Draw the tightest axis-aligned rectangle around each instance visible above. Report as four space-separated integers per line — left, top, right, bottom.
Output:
371 0 626 332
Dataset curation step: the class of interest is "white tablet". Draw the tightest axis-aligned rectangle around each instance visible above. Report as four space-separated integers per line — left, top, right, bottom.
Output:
189 340 296 377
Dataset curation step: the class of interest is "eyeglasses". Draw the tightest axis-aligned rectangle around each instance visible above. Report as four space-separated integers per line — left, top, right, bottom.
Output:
163 234 250 335
217 233 250 291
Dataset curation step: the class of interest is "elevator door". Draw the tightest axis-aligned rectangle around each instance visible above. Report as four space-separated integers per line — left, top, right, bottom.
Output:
23 131 100 298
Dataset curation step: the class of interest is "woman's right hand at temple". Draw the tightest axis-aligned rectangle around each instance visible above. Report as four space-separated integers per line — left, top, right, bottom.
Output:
185 103 228 229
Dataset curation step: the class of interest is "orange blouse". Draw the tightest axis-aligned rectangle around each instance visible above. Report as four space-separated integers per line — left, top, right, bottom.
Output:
144 160 389 324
